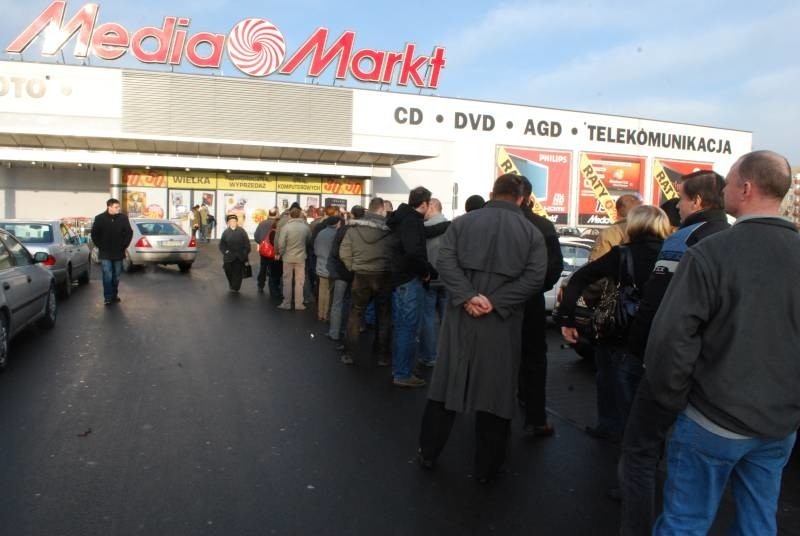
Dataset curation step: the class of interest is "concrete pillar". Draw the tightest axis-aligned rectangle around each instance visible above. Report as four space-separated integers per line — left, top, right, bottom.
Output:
110 167 122 201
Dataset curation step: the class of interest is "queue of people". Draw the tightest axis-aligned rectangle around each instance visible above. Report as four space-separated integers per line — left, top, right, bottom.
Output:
214 149 798 535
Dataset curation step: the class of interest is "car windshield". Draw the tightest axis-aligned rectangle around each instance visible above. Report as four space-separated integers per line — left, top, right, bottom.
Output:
0 223 54 244
561 245 590 273
136 222 184 236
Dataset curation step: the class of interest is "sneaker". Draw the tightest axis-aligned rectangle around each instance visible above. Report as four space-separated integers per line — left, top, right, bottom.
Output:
393 376 426 388
335 343 346 351
341 355 354 365
295 304 307 311
523 422 555 437
420 360 437 368
278 303 291 310
104 299 112 306
376 358 391 367
584 425 621 444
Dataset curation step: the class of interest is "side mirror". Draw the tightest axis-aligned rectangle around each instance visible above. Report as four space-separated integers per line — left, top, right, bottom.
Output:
33 252 49 263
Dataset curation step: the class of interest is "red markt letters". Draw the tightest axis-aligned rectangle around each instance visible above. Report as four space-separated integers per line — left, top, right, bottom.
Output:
5 2 447 88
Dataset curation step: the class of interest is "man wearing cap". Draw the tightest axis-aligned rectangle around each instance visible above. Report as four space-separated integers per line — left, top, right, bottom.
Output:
218 214 251 292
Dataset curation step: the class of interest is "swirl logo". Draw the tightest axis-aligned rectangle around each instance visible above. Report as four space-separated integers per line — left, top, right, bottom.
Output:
227 18 286 77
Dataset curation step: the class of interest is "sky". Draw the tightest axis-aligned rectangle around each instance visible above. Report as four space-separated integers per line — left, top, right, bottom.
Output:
1 0 798 164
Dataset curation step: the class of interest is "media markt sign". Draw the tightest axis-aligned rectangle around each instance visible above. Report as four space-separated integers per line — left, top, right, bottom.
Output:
6 1 447 89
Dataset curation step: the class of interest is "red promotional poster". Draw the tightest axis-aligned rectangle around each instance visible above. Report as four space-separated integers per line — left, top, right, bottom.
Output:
652 158 713 205
579 153 646 225
495 146 571 225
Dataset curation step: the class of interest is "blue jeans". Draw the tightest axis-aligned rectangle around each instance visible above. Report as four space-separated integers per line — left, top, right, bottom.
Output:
419 285 447 363
654 412 796 535
391 278 424 380
100 259 123 300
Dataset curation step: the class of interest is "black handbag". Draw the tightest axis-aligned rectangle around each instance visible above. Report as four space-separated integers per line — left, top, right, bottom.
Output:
243 263 253 279
592 246 640 340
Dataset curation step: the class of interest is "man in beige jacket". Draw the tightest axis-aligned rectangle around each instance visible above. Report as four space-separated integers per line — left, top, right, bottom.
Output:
590 194 643 260
277 207 311 310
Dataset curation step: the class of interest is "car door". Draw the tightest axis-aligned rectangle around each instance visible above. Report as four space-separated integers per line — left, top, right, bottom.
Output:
1 233 50 329
0 237 33 332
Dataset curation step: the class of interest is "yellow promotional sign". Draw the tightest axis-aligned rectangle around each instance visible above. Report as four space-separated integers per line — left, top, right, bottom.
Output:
275 177 322 194
217 174 277 192
495 146 549 217
579 153 618 222
322 179 364 195
652 160 679 200
167 171 217 189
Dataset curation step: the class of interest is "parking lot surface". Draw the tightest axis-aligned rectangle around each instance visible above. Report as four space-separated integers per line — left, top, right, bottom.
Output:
0 243 798 535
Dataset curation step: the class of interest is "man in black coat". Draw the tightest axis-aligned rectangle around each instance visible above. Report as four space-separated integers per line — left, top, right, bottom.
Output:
91 198 133 305
516 177 563 436
618 170 730 536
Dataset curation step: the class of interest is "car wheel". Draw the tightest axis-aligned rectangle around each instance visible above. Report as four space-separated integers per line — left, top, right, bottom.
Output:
37 284 57 329
0 313 8 371
77 265 90 285
178 262 192 273
59 268 72 299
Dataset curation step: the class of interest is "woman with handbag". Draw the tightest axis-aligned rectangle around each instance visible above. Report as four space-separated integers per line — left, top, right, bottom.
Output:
218 214 252 292
557 205 671 441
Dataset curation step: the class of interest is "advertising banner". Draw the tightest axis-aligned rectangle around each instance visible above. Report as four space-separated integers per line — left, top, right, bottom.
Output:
322 179 364 196
167 171 217 189
123 169 168 188
217 174 277 192
276 177 322 194
122 188 167 219
652 158 713 204
579 152 646 225
495 146 571 225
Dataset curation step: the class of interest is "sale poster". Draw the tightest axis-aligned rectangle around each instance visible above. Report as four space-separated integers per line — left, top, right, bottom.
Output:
652 158 713 205
579 153 646 225
495 146 572 224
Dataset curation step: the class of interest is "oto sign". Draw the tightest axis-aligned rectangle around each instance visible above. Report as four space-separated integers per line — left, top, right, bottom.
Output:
6 1 447 89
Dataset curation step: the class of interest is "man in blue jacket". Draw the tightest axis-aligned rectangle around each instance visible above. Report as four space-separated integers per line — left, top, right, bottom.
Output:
647 151 799 534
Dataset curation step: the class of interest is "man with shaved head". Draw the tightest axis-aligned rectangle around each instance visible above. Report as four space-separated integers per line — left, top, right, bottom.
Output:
647 151 800 534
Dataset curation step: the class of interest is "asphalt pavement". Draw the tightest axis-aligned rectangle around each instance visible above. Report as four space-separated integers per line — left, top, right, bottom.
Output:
0 242 798 535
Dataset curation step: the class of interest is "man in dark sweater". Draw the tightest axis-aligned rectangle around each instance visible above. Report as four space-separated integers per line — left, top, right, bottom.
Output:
91 198 133 305
517 177 563 437
386 187 436 388
618 170 730 535
647 151 799 534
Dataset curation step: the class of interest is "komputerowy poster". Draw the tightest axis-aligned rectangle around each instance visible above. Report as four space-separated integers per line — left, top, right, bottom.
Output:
579 153 646 225
495 146 571 224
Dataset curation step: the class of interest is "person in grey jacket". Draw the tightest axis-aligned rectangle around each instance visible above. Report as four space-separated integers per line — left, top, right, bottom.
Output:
418 198 450 367
647 150 800 535
314 216 342 321
277 207 311 310
339 198 395 366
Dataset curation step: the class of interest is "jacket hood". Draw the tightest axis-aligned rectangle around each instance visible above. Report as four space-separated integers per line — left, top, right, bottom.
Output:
386 203 419 230
349 213 391 244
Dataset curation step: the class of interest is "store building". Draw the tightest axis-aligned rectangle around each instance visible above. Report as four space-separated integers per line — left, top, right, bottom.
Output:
0 50 752 238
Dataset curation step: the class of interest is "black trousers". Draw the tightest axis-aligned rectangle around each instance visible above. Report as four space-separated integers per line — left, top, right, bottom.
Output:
257 256 269 289
223 259 244 291
618 376 678 536
419 399 511 480
518 293 548 426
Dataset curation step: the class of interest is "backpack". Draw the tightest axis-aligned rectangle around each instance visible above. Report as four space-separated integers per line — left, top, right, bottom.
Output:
592 245 640 340
258 240 275 259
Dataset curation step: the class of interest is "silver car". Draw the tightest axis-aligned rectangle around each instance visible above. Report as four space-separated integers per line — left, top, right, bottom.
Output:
0 220 91 298
545 236 595 313
124 219 197 272
0 228 57 370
